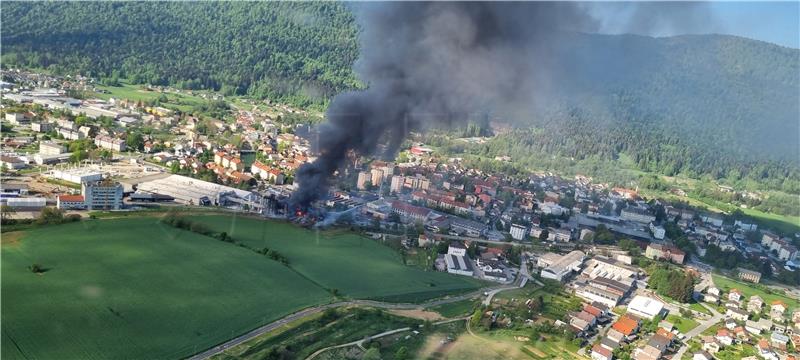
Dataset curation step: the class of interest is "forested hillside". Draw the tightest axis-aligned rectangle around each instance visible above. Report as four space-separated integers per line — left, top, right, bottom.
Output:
1 2 359 108
3 2 799 197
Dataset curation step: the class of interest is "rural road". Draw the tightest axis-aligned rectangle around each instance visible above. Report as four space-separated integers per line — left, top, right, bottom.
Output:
305 317 468 360
187 285 517 360
672 303 723 360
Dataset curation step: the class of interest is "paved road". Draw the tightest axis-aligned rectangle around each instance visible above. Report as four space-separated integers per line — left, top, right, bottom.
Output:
187 286 514 360
672 303 723 360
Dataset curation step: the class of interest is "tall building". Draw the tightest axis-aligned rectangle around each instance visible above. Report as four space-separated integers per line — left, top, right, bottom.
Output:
356 171 371 190
390 175 404 193
82 180 123 210
370 168 384 186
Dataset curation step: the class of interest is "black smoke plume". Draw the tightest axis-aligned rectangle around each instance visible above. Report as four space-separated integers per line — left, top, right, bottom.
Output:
290 2 710 208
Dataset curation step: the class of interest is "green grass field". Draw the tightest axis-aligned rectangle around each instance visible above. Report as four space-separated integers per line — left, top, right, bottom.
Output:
712 274 797 313
1 217 332 360
665 314 699 334
2 215 482 359
197 215 484 302
94 83 208 112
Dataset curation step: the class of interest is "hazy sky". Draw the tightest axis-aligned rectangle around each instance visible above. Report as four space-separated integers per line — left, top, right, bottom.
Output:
589 1 800 48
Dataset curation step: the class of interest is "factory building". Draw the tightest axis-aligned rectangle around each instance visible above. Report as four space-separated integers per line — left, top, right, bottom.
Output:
48 168 103 184
136 174 259 209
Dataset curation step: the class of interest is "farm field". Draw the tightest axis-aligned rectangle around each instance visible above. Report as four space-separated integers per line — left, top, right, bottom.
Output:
1 215 483 359
1 217 332 360
197 214 484 302
712 274 798 313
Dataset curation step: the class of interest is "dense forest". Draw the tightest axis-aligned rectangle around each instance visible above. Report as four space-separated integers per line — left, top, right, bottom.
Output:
1 2 359 108
3 2 799 201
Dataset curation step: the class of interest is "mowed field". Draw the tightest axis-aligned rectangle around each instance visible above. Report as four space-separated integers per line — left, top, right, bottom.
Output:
1 215 482 359
198 214 484 302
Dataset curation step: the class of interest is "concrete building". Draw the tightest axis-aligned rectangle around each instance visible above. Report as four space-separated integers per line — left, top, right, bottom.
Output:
510 223 527 241
5 112 31 125
39 141 66 155
136 174 258 208
56 194 86 210
627 295 665 320
48 168 103 184
738 268 762 284
94 135 126 152
645 243 686 264
370 168 384 186
356 171 371 190
82 180 123 210
57 127 83 140
540 250 585 282
2 197 46 210
444 242 473 277
649 222 665 240
390 175 404 193
31 121 54 133
621 207 656 224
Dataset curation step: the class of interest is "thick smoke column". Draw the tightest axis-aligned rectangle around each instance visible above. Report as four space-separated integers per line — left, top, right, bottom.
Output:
291 2 708 208
292 2 596 208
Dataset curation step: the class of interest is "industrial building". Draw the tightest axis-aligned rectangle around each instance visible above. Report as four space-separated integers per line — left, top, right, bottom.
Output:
539 250 585 282
135 174 259 209
627 295 665 320
48 167 104 184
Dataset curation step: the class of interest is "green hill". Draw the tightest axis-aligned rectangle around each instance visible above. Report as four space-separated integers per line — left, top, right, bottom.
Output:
1 2 359 108
2 2 798 194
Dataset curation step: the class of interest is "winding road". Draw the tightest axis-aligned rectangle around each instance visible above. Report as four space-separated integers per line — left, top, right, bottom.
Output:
186 285 518 360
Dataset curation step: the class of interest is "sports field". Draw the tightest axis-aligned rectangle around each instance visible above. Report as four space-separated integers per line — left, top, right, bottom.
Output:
1 215 482 359
197 214 484 302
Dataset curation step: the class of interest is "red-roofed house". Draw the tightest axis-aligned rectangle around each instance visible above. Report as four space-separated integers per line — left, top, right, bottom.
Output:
56 194 85 210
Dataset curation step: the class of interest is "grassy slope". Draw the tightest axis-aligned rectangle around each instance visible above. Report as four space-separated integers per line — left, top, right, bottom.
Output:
712 274 797 313
93 83 208 113
197 215 484 302
1 217 332 360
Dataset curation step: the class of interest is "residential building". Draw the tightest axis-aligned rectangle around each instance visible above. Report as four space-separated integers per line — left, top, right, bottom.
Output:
645 243 686 264
31 121 54 133
633 334 670 360
390 175 404 193
5 112 31 125
770 300 787 320
591 344 613 360
370 168 384 186
57 127 83 140
390 201 431 223
94 135 126 151
747 295 764 314
510 223 527 241
39 141 66 155
82 180 123 210
357 171 371 190
726 307 749 322
715 328 733 346
737 268 761 283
